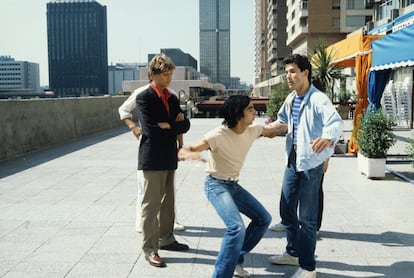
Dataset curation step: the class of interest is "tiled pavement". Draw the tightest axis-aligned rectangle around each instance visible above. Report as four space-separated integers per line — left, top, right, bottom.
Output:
0 118 413 277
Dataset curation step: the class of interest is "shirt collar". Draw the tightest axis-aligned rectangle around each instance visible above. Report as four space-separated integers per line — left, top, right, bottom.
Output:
150 82 171 99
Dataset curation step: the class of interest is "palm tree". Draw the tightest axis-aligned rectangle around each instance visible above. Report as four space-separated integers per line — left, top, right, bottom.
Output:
310 39 345 100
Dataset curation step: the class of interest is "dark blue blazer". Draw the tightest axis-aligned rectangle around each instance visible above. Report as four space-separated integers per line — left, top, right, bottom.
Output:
136 87 190 170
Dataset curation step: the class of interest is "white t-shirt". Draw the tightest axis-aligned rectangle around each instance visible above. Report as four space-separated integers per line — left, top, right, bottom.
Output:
204 123 263 180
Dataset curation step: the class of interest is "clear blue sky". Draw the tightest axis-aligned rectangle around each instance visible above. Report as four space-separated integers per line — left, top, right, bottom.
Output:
0 0 255 87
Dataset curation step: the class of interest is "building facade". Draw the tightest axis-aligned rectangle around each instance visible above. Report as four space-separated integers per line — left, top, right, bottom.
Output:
108 63 145 95
0 56 40 94
47 0 108 97
286 0 373 55
254 0 373 96
367 0 414 128
199 0 231 87
149 49 198 71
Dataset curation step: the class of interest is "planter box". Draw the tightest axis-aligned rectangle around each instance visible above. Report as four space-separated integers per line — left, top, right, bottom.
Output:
357 152 386 178
334 141 348 154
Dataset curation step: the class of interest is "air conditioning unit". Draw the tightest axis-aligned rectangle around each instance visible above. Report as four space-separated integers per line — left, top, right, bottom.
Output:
390 9 399 20
366 21 374 32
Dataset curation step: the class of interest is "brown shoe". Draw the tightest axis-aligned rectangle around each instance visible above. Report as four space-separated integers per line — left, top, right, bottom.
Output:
145 253 166 267
160 241 189 251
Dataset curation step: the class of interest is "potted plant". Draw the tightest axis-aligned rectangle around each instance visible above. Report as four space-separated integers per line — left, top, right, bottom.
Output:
336 89 351 119
356 108 396 178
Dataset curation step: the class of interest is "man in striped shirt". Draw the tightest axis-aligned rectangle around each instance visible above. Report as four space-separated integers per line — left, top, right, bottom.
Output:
268 54 343 278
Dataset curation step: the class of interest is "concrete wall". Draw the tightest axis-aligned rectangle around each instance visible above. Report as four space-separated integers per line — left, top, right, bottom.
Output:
0 96 128 161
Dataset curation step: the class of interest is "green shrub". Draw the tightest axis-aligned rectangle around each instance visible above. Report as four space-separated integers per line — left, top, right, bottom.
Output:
266 82 291 120
357 108 396 158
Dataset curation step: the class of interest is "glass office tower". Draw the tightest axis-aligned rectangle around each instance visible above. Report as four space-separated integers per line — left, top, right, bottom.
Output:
199 0 230 87
47 0 108 97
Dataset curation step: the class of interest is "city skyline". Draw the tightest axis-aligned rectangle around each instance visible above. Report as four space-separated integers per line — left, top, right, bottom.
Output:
0 0 255 87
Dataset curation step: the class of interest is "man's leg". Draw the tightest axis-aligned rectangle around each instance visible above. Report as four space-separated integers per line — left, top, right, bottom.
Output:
317 173 325 231
159 170 176 247
136 170 144 232
297 163 323 271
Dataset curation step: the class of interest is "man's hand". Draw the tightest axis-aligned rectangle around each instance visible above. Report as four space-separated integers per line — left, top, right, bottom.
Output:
262 123 288 138
175 112 184 122
178 147 205 162
310 138 333 153
158 122 171 129
131 126 141 140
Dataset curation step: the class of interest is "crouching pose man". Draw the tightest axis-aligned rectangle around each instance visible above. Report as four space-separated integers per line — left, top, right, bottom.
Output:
179 95 287 277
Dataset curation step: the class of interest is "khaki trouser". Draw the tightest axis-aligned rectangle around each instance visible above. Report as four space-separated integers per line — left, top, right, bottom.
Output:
141 170 176 256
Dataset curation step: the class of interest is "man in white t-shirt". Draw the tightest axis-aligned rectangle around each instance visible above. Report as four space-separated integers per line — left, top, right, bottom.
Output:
179 95 287 278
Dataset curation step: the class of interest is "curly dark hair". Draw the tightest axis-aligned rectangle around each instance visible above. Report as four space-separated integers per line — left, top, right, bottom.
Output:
219 95 251 128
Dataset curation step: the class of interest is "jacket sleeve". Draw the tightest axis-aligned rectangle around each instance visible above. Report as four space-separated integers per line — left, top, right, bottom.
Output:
171 118 190 135
136 92 174 139
319 95 344 144
169 94 191 135
118 85 148 120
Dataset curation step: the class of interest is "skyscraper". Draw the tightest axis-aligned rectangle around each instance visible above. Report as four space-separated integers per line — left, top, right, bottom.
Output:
199 0 230 87
47 0 108 97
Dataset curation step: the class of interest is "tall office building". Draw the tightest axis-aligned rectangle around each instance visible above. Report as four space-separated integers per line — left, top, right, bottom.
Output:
47 0 108 97
199 0 230 87
255 0 290 83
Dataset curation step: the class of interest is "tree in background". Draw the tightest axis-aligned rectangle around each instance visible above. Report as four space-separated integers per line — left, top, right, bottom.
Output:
265 81 291 121
310 39 345 100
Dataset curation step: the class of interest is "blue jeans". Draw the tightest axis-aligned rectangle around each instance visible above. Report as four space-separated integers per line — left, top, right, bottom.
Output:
280 149 323 271
204 176 272 278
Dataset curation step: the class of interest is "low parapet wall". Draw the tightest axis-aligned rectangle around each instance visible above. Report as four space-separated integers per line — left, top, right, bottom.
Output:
0 96 128 161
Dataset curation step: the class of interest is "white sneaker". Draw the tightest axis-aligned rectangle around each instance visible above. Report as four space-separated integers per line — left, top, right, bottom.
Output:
234 264 251 277
291 268 316 278
138 222 184 233
269 222 286 232
268 252 299 266
174 222 186 231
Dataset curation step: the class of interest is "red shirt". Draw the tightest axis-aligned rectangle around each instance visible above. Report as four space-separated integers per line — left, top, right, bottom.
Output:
150 82 171 115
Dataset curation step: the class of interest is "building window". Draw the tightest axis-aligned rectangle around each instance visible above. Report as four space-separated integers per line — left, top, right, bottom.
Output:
332 17 340 28
377 0 398 20
402 0 414 7
292 10 295 20
300 17 308 27
347 0 364 9
300 0 308 10
346 15 365 26
332 0 340 10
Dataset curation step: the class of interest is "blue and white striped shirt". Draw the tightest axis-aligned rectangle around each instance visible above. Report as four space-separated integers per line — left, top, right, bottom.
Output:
292 95 304 145
276 84 344 171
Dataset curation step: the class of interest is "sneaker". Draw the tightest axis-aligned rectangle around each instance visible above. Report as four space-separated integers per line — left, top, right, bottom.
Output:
137 222 184 233
269 222 286 232
174 222 186 231
268 252 299 266
234 264 251 277
291 268 316 278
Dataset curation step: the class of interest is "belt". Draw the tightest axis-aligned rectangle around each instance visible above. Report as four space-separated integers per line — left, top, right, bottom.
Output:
293 144 297 151
209 175 239 183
